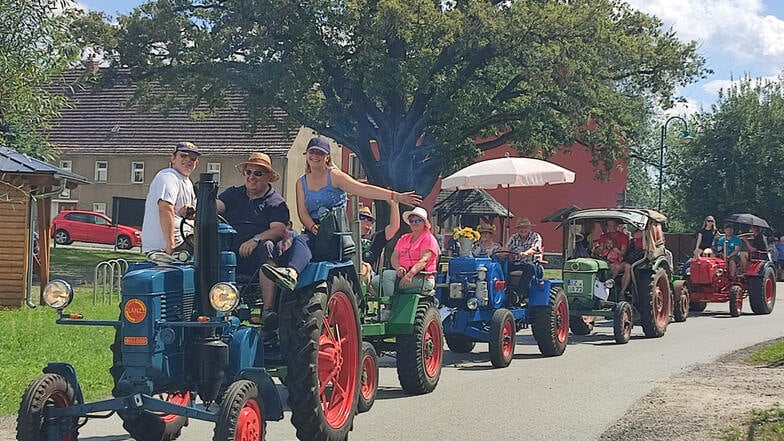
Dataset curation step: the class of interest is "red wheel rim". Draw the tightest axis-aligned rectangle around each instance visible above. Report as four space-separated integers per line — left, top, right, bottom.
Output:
555 299 569 343
48 390 73 441
622 306 632 339
501 318 514 358
317 291 359 429
422 317 443 378
234 398 262 441
654 278 669 327
765 275 774 304
360 352 376 401
159 391 190 423
679 286 689 314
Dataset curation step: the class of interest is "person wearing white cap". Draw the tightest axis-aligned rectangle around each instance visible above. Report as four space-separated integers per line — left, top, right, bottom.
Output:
373 206 440 296
262 136 423 291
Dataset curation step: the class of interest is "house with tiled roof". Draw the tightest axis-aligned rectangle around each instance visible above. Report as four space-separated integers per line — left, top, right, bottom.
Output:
45 65 342 223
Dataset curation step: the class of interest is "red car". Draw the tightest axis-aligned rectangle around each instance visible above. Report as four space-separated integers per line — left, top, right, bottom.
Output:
51 210 142 250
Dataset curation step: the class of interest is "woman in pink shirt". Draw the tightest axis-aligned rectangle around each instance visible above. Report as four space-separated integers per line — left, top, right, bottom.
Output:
375 206 439 295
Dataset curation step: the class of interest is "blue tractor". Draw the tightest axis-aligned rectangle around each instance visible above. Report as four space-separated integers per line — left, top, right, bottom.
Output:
436 254 569 368
17 174 363 441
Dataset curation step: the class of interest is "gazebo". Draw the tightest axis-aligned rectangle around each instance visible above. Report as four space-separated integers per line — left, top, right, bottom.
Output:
0 146 90 307
433 188 515 233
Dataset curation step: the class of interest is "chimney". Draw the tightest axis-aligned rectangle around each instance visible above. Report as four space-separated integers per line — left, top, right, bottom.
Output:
84 59 100 76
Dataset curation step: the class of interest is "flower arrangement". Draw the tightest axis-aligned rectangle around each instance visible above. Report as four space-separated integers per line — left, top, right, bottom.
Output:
453 226 481 242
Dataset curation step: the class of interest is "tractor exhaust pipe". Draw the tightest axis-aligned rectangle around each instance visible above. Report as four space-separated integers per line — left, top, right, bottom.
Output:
195 173 220 317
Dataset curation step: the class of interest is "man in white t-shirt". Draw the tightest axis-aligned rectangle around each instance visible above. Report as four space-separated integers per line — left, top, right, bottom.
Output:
141 142 200 253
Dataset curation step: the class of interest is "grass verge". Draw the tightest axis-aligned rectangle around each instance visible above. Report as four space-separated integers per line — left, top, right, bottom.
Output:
719 339 784 440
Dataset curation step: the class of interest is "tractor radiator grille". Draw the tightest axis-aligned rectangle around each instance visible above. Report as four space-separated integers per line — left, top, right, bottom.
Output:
161 292 197 322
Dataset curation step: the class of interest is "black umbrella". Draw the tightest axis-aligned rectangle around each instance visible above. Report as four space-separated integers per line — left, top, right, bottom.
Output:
724 213 771 229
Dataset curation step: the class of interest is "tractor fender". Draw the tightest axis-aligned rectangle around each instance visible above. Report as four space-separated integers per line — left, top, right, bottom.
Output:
236 368 284 421
746 260 770 277
294 260 357 291
43 362 85 405
528 279 564 306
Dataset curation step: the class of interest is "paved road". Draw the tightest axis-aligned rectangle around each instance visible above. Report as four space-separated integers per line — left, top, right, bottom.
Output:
69 289 784 441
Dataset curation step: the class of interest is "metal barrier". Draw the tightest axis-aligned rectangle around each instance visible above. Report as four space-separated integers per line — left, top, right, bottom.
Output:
93 259 128 304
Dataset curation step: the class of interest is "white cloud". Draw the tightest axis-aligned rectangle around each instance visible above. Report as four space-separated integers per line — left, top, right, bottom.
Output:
625 0 784 70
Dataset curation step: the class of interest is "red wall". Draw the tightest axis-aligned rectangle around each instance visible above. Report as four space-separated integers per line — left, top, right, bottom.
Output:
340 143 627 253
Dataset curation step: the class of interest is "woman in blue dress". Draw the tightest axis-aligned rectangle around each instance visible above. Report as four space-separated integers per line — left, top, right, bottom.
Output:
262 136 422 290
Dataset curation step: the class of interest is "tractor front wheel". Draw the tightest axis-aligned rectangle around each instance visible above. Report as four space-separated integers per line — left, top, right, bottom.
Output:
729 285 742 317
531 286 569 357
640 268 670 338
396 302 443 394
286 275 361 441
488 309 515 368
445 335 475 353
17 373 78 441
358 342 378 413
613 301 633 344
214 380 264 441
672 280 690 323
749 266 776 314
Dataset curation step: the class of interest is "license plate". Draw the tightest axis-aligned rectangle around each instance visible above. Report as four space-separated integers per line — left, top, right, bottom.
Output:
567 279 583 294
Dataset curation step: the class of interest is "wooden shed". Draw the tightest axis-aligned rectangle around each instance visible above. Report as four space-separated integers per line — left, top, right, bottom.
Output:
0 146 89 308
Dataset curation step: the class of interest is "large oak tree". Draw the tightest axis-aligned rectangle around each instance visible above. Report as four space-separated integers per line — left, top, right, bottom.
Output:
113 0 708 199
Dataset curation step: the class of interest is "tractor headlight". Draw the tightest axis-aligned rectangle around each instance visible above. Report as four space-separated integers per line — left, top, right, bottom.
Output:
604 279 615 289
209 283 239 312
466 298 479 310
42 280 73 310
716 268 724 277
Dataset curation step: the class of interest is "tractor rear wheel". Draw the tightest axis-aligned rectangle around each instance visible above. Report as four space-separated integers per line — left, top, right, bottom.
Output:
396 302 443 394
17 373 78 441
214 380 264 441
729 285 742 317
110 323 190 441
749 266 776 314
613 301 633 344
672 280 690 323
531 286 569 357
286 275 361 441
358 342 378 413
568 315 594 335
639 268 670 338
445 335 475 353
488 309 515 368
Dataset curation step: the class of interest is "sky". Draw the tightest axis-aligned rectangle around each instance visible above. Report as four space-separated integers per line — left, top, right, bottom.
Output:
78 0 784 117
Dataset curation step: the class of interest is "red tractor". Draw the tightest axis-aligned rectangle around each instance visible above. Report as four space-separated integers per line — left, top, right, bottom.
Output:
681 215 776 317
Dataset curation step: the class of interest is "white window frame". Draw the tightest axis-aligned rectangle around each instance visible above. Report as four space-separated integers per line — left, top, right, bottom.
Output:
131 161 145 184
95 161 108 182
207 162 221 185
93 202 106 214
59 160 72 198
348 153 366 180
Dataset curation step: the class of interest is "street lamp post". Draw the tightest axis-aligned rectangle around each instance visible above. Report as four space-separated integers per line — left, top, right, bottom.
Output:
657 115 691 211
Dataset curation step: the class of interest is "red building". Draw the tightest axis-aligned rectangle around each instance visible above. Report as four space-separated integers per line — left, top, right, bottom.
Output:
341 142 627 253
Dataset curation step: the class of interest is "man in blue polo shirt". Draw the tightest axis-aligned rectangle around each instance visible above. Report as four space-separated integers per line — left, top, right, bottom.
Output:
716 223 742 278
217 152 289 328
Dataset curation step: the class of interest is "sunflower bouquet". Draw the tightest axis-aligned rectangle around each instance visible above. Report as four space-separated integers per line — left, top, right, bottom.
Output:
453 226 481 242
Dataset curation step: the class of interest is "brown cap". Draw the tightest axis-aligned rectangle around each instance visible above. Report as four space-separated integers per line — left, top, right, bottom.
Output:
235 152 280 182
515 217 535 228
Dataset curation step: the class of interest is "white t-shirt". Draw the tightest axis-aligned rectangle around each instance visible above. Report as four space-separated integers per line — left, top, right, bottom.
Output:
141 168 196 252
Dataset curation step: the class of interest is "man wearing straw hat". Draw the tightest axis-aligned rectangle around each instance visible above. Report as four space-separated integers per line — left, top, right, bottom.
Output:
217 152 289 328
503 217 543 298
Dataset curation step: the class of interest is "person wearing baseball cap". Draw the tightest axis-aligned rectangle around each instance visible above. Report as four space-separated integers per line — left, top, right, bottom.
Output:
262 135 422 292
502 217 543 299
141 141 200 254
216 151 289 328
359 199 401 288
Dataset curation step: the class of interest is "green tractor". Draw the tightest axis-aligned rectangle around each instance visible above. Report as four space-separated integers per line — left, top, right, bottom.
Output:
560 208 681 344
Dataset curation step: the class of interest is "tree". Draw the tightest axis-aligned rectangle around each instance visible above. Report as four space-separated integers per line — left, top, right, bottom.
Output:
112 0 708 200
0 0 83 158
669 75 784 232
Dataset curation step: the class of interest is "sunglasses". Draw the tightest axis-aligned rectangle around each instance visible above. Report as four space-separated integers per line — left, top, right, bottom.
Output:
244 169 268 177
359 214 374 222
706 220 714 223
408 217 423 224
177 152 199 161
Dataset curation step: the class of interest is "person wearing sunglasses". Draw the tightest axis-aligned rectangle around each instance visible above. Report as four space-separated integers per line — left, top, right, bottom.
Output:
142 141 200 254
359 200 400 288
372 206 439 296
262 136 422 291
694 216 718 258
216 152 289 328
